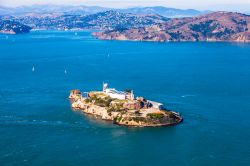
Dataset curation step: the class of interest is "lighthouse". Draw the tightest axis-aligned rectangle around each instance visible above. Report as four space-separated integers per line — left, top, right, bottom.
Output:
103 82 108 92
130 90 135 100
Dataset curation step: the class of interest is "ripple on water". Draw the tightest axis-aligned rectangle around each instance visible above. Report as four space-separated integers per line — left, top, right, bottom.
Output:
0 115 96 130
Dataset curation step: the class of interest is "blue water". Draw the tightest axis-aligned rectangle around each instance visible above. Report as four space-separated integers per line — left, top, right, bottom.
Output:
0 31 250 166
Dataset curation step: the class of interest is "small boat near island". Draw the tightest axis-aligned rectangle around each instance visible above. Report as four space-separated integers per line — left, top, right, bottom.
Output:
69 83 183 127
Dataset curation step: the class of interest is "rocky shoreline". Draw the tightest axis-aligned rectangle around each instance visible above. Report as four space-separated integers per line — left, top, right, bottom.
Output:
69 88 183 127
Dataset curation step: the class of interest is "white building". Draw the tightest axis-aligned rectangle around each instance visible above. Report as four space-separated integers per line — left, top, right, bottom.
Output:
103 83 134 100
147 100 164 109
105 88 127 100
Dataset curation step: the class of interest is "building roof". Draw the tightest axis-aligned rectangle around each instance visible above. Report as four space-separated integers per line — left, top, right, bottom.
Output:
147 100 163 106
106 88 127 95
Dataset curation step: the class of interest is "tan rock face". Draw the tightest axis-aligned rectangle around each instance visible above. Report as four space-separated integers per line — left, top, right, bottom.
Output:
69 90 81 100
232 31 250 42
123 101 141 110
72 99 114 120
71 99 182 127
88 92 96 98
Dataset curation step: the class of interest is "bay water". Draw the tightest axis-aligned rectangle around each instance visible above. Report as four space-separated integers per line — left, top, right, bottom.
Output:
0 31 250 165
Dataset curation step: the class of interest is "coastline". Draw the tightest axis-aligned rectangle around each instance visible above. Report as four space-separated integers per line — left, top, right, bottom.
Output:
92 32 250 43
2 29 250 43
71 100 183 127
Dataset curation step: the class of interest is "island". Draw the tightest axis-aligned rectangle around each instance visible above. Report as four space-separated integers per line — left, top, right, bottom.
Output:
69 83 183 127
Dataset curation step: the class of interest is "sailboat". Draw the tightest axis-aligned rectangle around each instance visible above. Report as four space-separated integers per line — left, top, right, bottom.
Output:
64 69 67 74
32 66 35 72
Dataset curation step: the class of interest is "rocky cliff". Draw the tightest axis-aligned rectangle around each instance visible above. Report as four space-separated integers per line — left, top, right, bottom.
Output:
69 90 183 127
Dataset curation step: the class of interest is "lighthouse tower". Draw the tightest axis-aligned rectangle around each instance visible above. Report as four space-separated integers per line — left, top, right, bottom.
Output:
130 90 135 100
103 82 108 92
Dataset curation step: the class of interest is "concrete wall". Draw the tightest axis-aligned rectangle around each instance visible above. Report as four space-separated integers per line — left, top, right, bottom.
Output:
109 93 126 100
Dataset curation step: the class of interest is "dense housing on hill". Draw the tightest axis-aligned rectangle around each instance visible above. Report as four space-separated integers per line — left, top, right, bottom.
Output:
0 19 31 34
1 11 168 31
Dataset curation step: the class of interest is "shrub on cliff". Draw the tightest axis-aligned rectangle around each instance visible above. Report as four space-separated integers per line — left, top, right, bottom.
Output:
87 94 113 107
147 113 164 119
85 98 91 103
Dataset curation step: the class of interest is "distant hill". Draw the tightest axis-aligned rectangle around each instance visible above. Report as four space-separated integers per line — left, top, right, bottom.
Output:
1 5 110 15
8 10 169 30
0 5 206 18
0 6 15 15
119 6 209 18
93 12 250 42
0 19 31 34
2 8 250 42
79 11 169 29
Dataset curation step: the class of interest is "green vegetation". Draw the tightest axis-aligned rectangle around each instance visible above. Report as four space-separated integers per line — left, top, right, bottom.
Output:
112 99 128 103
117 116 123 122
190 20 217 37
110 100 128 112
107 106 116 113
109 105 127 113
232 18 247 25
85 92 130 115
84 98 91 103
147 113 164 119
169 31 184 40
85 94 113 107
132 117 146 123
113 116 123 123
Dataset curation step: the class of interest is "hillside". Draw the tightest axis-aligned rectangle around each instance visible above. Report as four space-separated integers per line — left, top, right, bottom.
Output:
0 19 31 34
93 12 250 42
10 10 169 30
119 6 208 18
0 5 205 18
80 11 169 29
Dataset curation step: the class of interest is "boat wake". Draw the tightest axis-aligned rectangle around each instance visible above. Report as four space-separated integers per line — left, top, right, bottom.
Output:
181 94 196 98
0 116 91 129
